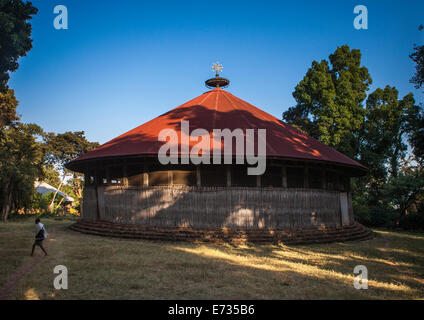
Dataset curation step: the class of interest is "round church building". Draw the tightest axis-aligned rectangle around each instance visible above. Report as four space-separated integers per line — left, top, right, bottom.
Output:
66 68 372 244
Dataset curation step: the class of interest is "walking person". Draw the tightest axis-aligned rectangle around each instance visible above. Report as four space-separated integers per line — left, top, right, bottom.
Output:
31 218 48 256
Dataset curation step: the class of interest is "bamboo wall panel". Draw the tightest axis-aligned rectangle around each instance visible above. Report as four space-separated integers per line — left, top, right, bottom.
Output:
82 187 97 221
83 186 349 229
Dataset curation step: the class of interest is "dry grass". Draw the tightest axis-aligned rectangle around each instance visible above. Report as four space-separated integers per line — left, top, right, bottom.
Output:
0 217 423 300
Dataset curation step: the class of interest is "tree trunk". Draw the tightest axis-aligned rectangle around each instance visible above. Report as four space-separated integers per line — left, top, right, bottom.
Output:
390 147 399 178
1 183 12 222
72 173 83 199
78 197 83 217
49 179 64 213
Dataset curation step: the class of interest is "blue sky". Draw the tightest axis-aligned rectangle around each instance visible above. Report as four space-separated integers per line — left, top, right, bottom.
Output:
8 0 424 144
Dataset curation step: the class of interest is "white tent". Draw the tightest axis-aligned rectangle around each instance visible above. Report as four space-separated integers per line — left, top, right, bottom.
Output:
34 181 75 202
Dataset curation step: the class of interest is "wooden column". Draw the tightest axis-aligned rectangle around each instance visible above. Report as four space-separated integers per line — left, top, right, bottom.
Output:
168 170 173 185
196 166 201 187
123 164 128 187
105 167 110 185
226 166 231 187
143 163 149 186
322 169 326 190
335 173 340 191
282 166 287 188
304 167 309 189
94 168 98 185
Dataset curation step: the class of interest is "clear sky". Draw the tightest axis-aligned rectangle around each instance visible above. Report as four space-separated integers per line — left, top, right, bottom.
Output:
8 0 424 144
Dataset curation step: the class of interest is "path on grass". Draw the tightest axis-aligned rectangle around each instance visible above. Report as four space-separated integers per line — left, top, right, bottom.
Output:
0 228 56 300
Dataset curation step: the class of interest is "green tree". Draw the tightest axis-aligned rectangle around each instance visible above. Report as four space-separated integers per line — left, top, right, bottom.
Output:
0 0 38 91
45 131 99 168
363 86 419 178
410 44 424 90
382 168 424 219
410 23 424 91
0 88 19 129
44 131 99 205
284 45 422 228
409 26 424 162
409 112 424 162
0 123 44 221
283 45 372 159
40 167 61 188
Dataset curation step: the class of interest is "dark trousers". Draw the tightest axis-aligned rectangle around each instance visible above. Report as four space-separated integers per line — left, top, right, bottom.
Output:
31 238 47 256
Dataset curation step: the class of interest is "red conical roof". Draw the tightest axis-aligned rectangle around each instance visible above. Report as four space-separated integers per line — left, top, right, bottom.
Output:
68 88 365 172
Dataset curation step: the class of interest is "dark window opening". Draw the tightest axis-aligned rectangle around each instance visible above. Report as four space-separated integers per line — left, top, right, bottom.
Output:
232 166 257 187
109 166 123 185
96 169 107 185
287 167 304 188
261 166 282 187
201 165 227 187
340 175 350 192
309 169 322 189
326 171 339 190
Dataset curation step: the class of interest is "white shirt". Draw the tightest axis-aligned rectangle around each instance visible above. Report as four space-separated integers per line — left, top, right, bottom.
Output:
35 222 44 234
35 222 47 238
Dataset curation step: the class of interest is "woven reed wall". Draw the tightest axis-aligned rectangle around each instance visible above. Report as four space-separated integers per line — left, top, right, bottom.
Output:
82 186 97 221
82 186 351 229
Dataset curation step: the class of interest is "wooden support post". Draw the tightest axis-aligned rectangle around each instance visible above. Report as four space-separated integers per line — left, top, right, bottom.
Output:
143 163 149 187
335 173 340 191
105 167 110 185
322 169 326 190
282 166 287 188
196 166 201 187
256 175 261 187
123 165 128 187
168 170 173 185
304 167 309 189
226 166 231 187
94 169 98 185
96 186 105 220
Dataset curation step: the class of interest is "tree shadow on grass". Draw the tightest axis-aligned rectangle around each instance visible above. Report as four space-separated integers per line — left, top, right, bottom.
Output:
160 244 419 299
161 236 424 299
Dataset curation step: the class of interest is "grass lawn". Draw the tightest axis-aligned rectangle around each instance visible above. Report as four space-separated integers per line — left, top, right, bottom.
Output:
0 217 423 300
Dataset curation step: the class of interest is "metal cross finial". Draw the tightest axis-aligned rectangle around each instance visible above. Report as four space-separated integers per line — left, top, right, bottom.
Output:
212 62 223 76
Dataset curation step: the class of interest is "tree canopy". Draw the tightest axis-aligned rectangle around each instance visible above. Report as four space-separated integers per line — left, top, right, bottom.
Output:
44 131 99 202
283 45 372 159
44 131 99 170
284 44 423 228
0 0 37 91
363 87 418 178
0 2 100 220
0 123 44 221
0 88 19 129
408 25 424 162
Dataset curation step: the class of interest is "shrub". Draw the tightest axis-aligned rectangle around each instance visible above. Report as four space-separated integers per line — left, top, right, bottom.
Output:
399 212 424 230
